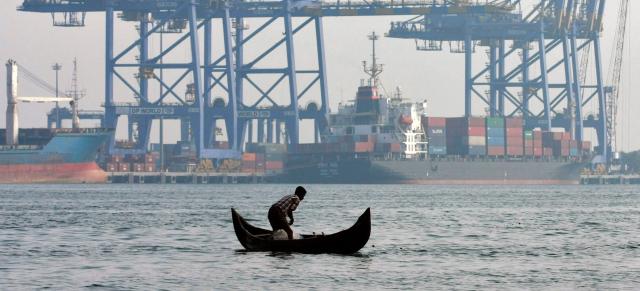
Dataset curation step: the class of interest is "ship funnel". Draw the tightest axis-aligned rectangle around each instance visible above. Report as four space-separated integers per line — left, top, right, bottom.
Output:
6 60 19 146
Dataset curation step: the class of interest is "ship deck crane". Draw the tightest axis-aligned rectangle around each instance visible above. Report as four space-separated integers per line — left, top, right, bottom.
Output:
5 60 74 145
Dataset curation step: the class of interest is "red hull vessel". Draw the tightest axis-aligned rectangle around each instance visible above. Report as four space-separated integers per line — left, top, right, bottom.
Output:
0 162 107 184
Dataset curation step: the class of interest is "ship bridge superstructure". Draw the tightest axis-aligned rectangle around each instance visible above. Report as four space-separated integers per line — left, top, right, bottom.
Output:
16 0 611 161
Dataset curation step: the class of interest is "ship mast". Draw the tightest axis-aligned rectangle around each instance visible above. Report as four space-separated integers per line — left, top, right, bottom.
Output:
68 58 83 129
362 31 383 87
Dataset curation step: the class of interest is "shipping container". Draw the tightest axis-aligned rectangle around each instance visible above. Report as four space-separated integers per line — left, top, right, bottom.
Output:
428 146 447 155
355 142 374 153
427 127 446 137
524 147 534 156
266 161 284 170
145 164 156 172
506 146 524 156
486 136 505 146
106 163 117 172
429 135 447 147
505 117 523 128
505 127 523 137
533 147 543 157
132 163 144 172
486 117 505 128
118 163 130 172
487 146 505 156
422 116 446 128
242 153 257 161
487 127 505 137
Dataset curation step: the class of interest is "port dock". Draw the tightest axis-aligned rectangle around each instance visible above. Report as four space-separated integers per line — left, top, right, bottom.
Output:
580 175 640 185
107 172 279 184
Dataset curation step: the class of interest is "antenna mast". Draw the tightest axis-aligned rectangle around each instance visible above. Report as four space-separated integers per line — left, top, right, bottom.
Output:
362 31 384 86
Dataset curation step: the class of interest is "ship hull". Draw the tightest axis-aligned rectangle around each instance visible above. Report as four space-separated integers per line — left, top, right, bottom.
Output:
0 129 111 184
0 162 107 184
283 158 584 185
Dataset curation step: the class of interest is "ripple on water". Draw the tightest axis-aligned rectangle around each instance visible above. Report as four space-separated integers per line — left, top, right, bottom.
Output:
0 184 639 290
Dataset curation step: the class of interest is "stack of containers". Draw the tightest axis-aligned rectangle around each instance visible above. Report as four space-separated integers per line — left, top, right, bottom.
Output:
246 143 287 173
241 153 257 173
485 117 505 156
106 154 123 172
144 153 157 172
132 163 144 172
542 132 569 157
504 117 524 156
569 140 580 157
533 130 543 157
445 117 486 156
523 131 534 156
422 117 447 156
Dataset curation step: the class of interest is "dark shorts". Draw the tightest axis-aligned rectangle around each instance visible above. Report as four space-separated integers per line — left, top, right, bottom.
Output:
268 206 288 231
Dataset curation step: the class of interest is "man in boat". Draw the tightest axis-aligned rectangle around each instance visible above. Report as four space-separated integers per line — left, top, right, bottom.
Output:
268 186 306 240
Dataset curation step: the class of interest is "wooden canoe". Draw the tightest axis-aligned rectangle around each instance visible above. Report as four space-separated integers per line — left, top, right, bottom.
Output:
231 208 371 254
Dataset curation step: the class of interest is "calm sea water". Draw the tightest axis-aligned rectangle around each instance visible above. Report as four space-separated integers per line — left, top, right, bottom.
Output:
1 184 639 290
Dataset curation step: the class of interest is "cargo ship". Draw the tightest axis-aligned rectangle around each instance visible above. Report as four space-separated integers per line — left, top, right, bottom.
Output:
272 33 591 185
0 129 111 183
0 60 111 184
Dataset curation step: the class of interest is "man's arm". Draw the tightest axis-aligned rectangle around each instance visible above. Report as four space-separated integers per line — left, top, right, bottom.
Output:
287 210 294 226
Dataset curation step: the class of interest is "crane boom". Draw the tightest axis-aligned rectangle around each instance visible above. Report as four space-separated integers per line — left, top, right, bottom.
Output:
605 0 629 155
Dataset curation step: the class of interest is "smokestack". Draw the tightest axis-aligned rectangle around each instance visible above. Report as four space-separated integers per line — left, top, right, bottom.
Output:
6 60 19 146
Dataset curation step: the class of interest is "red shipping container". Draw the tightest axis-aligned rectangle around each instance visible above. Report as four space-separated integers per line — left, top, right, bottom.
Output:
533 131 543 139
266 161 284 170
487 146 505 156
533 147 543 157
581 141 592 152
242 153 257 161
506 137 524 146
505 128 523 137
543 147 553 156
506 146 524 156
355 142 374 153
468 127 486 136
422 116 446 127
561 133 571 141
505 117 523 128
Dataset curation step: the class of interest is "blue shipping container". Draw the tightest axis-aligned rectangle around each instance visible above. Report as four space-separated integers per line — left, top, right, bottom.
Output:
468 146 487 155
429 146 447 155
487 127 505 137
487 136 505 146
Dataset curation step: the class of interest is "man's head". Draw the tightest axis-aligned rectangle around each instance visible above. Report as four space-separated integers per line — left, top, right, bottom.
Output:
294 186 307 200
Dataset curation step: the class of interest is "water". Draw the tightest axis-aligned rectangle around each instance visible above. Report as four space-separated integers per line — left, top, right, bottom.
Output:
1 184 639 290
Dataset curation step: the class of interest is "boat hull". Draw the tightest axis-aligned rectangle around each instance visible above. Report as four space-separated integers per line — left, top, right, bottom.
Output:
282 158 585 185
0 162 107 184
232 208 371 254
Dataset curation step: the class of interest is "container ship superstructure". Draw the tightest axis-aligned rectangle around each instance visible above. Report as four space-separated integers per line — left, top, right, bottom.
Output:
0 60 110 184
273 34 590 185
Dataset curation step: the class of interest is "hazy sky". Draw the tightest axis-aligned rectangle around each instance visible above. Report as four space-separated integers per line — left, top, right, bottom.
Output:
1 0 638 151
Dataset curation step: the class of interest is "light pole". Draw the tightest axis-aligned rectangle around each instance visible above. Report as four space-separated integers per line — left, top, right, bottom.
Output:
52 63 62 128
